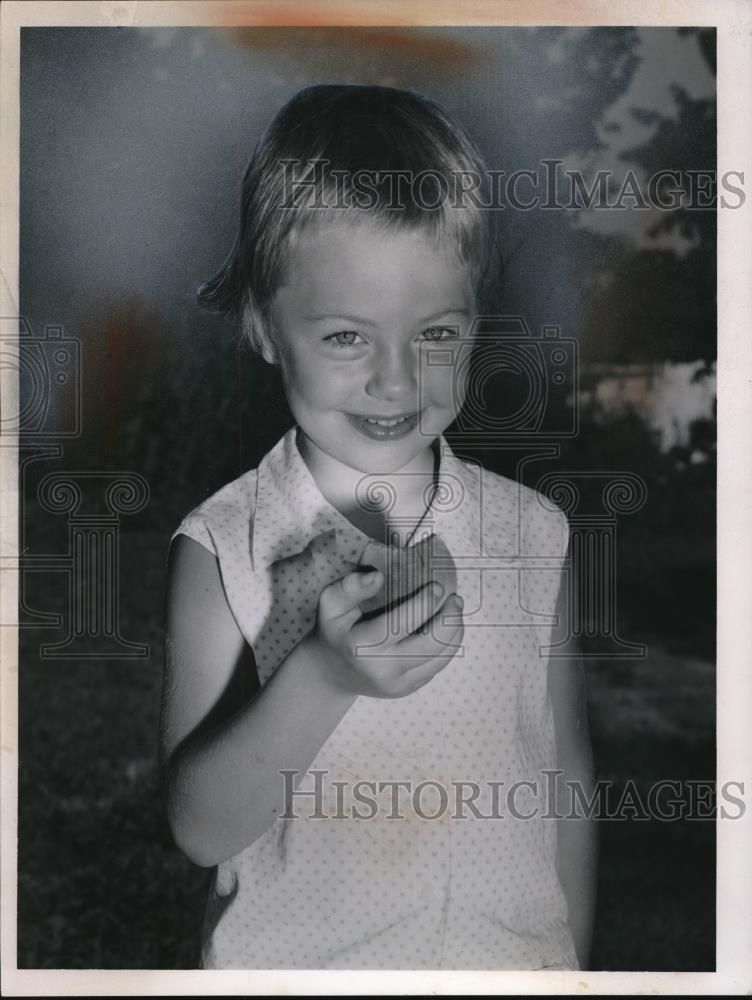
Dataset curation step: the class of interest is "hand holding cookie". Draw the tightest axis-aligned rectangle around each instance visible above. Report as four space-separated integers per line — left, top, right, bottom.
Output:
302 534 463 700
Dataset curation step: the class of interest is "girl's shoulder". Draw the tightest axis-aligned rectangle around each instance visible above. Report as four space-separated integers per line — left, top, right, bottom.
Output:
170 466 260 557
454 456 569 556
453 453 567 519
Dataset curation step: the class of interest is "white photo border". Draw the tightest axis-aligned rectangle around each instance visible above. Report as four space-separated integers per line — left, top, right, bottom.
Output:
1 1 750 995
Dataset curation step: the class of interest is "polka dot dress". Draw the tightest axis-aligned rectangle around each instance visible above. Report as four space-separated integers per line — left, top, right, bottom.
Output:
171 426 579 971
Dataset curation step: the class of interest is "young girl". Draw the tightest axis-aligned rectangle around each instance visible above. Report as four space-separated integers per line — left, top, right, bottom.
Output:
161 84 597 971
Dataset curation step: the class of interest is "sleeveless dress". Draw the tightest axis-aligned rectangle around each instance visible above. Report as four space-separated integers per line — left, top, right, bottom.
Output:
170 426 578 970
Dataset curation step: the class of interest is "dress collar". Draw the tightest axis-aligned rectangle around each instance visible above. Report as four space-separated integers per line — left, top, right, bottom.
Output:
251 426 483 570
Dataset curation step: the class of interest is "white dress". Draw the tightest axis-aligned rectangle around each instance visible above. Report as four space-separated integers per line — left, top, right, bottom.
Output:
171 426 578 970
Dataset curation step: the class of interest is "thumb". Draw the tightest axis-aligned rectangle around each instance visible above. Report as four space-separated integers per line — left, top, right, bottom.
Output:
319 570 383 623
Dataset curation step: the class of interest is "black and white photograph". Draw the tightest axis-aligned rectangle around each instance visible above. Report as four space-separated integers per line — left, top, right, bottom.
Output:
1 0 750 994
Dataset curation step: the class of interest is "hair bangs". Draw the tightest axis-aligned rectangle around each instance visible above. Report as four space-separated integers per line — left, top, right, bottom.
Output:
199 85 496 354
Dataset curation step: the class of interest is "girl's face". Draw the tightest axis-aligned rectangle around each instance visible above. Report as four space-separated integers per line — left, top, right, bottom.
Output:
267 220 476 478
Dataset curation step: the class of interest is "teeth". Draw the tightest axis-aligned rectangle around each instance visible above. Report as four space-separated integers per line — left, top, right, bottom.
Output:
365 416 410 427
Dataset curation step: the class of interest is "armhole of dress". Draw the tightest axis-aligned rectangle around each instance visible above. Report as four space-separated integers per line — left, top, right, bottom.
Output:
558 507 571 563
170 517 217 557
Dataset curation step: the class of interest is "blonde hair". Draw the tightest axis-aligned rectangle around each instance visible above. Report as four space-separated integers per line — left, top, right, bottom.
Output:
198 84 496 356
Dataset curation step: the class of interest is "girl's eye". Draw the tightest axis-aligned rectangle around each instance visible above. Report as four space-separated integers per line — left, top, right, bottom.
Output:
325 330 363 347
422 326 457 342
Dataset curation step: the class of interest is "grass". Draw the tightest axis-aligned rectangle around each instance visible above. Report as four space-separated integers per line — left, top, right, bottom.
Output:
584 645 715 970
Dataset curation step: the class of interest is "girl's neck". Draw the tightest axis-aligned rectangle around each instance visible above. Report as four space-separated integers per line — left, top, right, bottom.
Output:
297 430 439 546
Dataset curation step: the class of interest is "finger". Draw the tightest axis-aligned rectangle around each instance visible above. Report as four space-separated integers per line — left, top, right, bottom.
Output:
401 650 457 693
417 592 464 637
393 620 465 694
398 595 464 660
318 570 383 625
359 615 463 678
356 579 448 645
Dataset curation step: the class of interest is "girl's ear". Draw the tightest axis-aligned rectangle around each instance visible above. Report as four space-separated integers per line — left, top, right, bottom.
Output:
244 298 278 364
256 324 279 366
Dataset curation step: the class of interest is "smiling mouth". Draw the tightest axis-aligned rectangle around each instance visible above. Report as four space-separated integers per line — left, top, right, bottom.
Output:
362 414 413 427
346 411 420 439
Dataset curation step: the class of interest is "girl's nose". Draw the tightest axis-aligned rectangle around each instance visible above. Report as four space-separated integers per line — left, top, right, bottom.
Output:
365 345 418 402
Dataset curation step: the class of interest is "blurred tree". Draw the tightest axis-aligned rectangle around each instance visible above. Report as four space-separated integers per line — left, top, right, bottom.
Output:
580 29 716 369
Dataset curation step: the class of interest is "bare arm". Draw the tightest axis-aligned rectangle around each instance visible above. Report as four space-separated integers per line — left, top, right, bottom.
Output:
548 559 599 970
160 536 358 866
160 534 463 868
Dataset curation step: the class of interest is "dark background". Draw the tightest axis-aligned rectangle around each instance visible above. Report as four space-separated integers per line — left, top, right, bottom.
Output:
17 26 715 969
